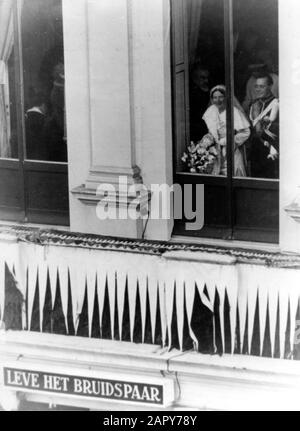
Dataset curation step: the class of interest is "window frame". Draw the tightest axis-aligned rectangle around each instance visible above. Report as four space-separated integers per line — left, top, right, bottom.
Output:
171 0 279 244
0 0 69 226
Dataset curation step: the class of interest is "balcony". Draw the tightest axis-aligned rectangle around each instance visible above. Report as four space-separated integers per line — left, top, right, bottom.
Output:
1 224 300 360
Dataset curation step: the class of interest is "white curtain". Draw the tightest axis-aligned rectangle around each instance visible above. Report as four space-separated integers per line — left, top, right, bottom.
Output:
0 0 14 158
187 0 203 66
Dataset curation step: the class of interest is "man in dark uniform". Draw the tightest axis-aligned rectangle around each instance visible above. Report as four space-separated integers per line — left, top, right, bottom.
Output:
249 74 279 179
189 63 210 142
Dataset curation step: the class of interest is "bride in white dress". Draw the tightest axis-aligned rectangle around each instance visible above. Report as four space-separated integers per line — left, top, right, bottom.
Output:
202 85 250 176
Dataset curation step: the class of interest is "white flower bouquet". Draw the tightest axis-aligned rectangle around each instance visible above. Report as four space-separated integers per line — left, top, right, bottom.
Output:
181 133 218 174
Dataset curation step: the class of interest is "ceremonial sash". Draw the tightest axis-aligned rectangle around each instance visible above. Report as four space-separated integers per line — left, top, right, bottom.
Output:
250 98 278 128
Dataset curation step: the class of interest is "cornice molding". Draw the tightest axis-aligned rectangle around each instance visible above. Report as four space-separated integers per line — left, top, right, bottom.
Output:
0 224 300 268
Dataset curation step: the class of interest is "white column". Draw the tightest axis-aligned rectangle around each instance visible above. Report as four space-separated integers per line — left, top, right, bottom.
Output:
84 0 140 189
64 0 148 238
130 0 174 240
64 0 172 239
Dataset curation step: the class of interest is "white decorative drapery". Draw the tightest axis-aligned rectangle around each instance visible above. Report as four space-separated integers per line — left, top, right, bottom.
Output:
0 0 14 158
1 240 300 360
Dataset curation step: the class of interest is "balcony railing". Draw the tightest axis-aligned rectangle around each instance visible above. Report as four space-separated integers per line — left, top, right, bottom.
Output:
1 226 300 360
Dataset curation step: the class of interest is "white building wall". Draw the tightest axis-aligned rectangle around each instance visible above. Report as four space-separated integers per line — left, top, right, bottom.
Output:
279 0 300 253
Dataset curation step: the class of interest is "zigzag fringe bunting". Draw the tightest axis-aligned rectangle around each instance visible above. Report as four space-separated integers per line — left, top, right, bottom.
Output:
1 241 300 359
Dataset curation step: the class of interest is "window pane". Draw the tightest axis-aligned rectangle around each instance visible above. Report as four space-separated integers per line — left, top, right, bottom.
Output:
233 0 279 179
21 0 67 162
184 0 226 176
0 1 18 159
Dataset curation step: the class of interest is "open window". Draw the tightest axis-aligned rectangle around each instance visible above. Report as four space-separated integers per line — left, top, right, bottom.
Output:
0 0 69 225
171 0 279 243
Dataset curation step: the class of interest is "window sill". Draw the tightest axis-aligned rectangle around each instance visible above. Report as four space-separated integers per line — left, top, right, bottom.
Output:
0 219 70 233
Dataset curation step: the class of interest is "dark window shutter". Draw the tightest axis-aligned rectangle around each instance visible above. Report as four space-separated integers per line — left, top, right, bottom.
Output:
171 0 190 171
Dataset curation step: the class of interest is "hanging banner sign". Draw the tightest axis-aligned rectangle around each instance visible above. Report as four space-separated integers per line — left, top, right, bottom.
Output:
3 367 173 406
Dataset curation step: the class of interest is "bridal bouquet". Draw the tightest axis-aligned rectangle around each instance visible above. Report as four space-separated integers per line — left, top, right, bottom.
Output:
181 133 218 174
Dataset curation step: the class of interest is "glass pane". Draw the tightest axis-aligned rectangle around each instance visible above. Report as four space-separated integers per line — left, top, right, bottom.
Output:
21 0 67 162
233 0 279 179
0 1 18 159
183 0 226 176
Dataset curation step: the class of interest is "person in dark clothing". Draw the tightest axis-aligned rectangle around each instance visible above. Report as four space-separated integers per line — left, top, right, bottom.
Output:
249 74 279 179
38 0 64 100
234 29 260 102
25 91 48 160
42 61 67 162
189 63 210 142
43 115 67 162
39 45 64 99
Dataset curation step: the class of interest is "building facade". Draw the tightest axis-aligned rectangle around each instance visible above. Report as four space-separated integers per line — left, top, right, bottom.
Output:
1 0 300 411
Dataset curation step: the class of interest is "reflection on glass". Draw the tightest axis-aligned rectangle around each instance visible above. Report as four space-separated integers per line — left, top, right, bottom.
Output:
22 0 67 162
182 0 226 176
234 0 279 179
0 1 18 159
